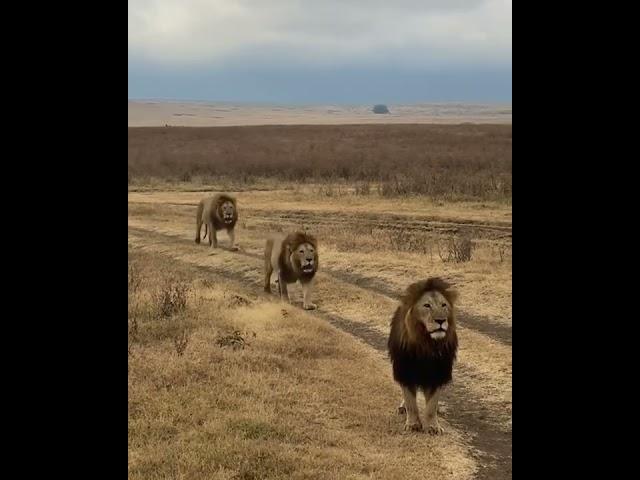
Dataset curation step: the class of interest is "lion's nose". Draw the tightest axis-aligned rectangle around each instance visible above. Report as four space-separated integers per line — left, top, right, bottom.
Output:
305 258 313 263
435 319 446 326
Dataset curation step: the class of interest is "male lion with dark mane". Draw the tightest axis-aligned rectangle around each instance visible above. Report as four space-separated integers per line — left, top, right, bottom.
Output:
264 232 318 310
387 278 458 434
195 194 238 251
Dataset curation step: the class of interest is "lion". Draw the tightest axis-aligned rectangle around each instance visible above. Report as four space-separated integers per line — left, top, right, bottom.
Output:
387 278 459 434
264 232 318 310
195 193 238 251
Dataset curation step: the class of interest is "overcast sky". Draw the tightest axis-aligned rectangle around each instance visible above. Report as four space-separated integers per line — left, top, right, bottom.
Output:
128 0 511 103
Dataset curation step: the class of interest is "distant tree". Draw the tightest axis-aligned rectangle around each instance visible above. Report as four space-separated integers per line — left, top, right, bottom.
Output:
372 104 390 114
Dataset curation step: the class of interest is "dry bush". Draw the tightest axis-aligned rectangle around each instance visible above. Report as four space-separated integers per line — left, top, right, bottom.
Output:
388 229 434 255
128 317 138 356
495 243 511 263
224 293 252 307
128 264 142 294
314 184 348 197
128 252 199 350
438 236 475 263
216 330 256 350
173 330 190 356
128 316 139 339
336 236 358 252
354 181 371 196
152 280 190 318
128 264 143 356
376 170 511 201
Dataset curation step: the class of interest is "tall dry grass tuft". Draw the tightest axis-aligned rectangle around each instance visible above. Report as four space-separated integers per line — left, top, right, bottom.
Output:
388 229 434 256
152 280 190 319
128 264 142 294
216 330 256 350
173 329 190 356
438 236 475 263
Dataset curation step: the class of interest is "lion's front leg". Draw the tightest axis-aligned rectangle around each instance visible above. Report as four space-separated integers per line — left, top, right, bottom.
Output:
228 228 238 251
301 281 317 310
264 265 273 294
278 272 291 303
401 386 422 432
210 223 218 249
423 388 444 435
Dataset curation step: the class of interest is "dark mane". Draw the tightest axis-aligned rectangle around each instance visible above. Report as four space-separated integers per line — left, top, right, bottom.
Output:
387 277 459 392
400 278 458 311
284 232 317 250
211 193 238 230
213 193 237 208
278 232 318 284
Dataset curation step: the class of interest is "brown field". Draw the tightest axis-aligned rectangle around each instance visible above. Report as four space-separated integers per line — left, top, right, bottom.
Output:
129 124 511 202
128 124 512 479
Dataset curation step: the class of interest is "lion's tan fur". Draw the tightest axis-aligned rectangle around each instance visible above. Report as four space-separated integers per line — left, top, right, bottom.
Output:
387 278 459 434
195 193 238 248
264 232 318 309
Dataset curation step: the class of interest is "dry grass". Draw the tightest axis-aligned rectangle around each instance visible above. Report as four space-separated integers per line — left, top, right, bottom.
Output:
438 236 475 263
128 162 512 477
128 188 512 225
128 88 514 480
128 222 512 426
128 249 477 479
128 124 511 202
127 189 512 322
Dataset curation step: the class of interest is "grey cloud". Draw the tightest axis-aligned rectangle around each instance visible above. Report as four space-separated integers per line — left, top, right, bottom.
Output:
128 0 511 68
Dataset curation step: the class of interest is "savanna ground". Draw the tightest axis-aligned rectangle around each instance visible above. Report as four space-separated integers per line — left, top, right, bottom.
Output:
128 124 512 479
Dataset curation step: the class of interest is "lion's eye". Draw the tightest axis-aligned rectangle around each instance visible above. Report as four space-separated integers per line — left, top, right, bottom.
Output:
424 303 431 308
299 250 304 254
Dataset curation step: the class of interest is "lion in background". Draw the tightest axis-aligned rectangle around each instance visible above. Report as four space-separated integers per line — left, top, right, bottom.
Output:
387 277 459 434
264 232 318 310
195 193 238 250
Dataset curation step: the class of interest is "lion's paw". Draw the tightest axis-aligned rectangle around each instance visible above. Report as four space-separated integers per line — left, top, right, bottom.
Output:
303 303 317 310
425 422 444 435
404 421 423 432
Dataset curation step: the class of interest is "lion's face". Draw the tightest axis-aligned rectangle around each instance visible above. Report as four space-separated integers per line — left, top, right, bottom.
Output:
413 290 452 341
219 201 235 224
291 242 317 274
